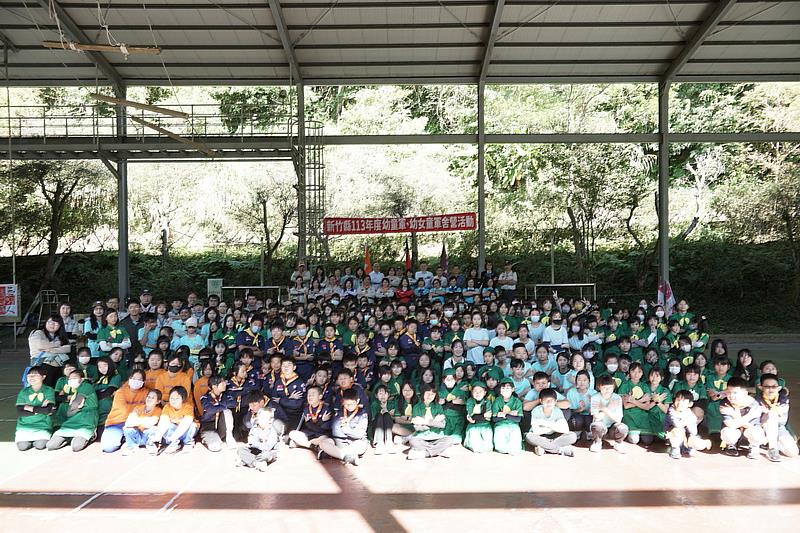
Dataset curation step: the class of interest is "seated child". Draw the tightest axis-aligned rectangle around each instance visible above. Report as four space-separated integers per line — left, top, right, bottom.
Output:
526 388 577 457
121 389 163 455
756 373 798 462
288 385 332 449
492 377 523 455
237 407 280 471
15 366 56 451
719 377 765 459
408 383 453 460
463 380 494 454
317 388 369 465
199 375 237 452
370 385 398 454
47 371 98 452
149 385 197 454
664 390 712 459
589 375 628 453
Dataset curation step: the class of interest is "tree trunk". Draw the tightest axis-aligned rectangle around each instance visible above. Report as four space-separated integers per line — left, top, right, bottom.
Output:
566 205 586 281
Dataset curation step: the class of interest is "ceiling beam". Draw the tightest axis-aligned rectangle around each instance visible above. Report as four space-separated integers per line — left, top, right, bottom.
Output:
266 0 303 82
35 0 124 93
480 0 505 81
663 0 738 82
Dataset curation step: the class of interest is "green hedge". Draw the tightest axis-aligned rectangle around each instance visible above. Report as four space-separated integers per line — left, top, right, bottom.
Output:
1 239 797 333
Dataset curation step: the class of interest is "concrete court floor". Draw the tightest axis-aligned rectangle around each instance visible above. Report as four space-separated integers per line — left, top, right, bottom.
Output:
0 341 798 533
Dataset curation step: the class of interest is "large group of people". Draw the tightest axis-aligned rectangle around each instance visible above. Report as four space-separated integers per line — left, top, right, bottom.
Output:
16 260 796 469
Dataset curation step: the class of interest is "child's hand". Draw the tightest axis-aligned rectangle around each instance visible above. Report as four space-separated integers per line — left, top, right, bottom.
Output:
322 411 331 422
578 400 586 411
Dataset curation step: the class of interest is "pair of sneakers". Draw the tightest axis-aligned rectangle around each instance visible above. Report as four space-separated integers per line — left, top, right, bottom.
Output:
534 445 575 457
723 445 760 460
589 440 626 454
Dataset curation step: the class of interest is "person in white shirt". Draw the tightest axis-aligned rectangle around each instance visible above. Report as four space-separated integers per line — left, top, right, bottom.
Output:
497 262 518 302
290 263 312 288
369 263 384 286
414 261 434 288
542 312 569 352
463 312 490 365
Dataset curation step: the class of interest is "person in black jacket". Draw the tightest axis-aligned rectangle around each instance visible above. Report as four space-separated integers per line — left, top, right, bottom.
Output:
199 375 237 451
288 386 332 450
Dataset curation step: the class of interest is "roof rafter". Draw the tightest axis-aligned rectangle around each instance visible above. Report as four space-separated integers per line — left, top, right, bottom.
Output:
663 0 738 82
266 0 302 83
35 0 125 93
480 0 506 81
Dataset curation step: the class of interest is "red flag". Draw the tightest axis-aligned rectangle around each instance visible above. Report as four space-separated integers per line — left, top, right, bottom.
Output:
404 237 412 271
657 279 676 316
364 244 372 273
439 240 448 276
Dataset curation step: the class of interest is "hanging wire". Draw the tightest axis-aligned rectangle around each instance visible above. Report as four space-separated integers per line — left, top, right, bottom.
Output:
140 0 185 113
293 0 342 46
709 1 781 37
203 0 281 43
664 0 689 41
435 0 482 42
494 0 563 42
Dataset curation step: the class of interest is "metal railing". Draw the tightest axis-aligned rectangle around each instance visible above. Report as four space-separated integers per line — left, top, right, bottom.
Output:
0 103 294 140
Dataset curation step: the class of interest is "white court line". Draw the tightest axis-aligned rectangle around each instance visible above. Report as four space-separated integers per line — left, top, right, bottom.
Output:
69 453 157 514
157 463 210 515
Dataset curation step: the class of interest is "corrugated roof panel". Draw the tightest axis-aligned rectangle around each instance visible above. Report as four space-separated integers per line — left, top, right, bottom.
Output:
694 44 800 61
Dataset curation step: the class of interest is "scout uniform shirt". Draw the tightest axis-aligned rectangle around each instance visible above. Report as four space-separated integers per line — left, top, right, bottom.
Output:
411 401 446 440
54 380 99 441
15 385 56 442
96 324 130 356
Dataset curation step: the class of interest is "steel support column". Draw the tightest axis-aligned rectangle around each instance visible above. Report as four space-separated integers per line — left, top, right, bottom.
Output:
115 87 129 303
657 81 670 285
477 81 486 273
297 83 307 263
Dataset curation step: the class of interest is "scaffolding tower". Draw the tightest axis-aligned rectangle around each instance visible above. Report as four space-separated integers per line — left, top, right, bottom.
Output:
291 117 329 266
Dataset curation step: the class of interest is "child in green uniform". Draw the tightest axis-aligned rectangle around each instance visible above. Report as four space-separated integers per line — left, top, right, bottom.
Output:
15 367 56 451
618 363 652 445
94 357 122 427
75 347 99 382
47 370 98 452
464 381 494 453
705 356 732 435
645 367 672 445
53 363 78 427
492 378 523 455
391 382 417 443
407 384 454 460
422 326 447 366
438 368 467 444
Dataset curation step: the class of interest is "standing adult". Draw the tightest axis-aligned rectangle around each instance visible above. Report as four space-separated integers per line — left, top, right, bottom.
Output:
497 262 518 303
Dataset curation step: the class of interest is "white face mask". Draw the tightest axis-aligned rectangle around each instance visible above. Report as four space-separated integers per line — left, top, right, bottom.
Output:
637 314 645 322
129 379 144 390
681 345 692 353
444 310 454 318
583 350 595 359
571 325 581 333
68 379 81 389
656 311 665 318
78 356 90 365
530 315 540 323
606 363 619 373
669 366 681 375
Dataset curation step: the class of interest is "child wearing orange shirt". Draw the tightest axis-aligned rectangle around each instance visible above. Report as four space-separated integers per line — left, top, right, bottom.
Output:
148 386 196 454
122 389 162 455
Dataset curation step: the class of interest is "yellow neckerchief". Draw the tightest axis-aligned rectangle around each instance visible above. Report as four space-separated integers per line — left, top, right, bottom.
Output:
404 402 413 417
307 401 323 422
355 344 370 355
404 331 420 346
294 333 312 354
230 376 245 388
340 405 360 425
97 373 111 386
761 393 781 411
423 400 433 419
281 372 298 388
323 335 337 343
28 388 45 403
271 336 285 350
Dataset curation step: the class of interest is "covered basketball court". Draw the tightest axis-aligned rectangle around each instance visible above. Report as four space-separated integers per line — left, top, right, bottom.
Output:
1 1 800 531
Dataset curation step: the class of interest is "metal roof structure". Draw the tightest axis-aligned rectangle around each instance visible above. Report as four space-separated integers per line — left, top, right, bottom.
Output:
0 0 799 88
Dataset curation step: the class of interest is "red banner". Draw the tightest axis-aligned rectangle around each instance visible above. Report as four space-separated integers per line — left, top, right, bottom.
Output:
323 212 477 236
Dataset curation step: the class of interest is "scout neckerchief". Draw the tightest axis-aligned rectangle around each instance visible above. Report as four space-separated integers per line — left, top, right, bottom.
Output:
400 398 413 417
28 388 44 403
97 373 111 386
340 405 359 426
247 329 260 346
280 371 298 389
271 336 285 353
499 395 514 413
294 332 312 356
471 398 487 416
761 393 781 411
355 344 370 357
230 375 245 388
404 331 420 347
422 400 433 420
307 401 323 422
